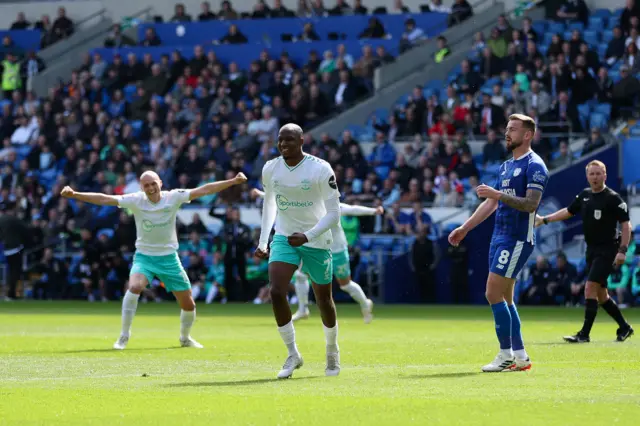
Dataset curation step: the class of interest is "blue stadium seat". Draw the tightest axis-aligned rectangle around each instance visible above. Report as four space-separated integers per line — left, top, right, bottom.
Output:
368 108 389 125
589 112 608 130
609 70 621 82
602 30 614 44
607 18 619 29
583 30 599 46
577 103 591 130
533 21 547 36
588 17 604 30
543 32 554 46
548 22 565 34
593 8 612 18
593 103 611 118
568 22 584 31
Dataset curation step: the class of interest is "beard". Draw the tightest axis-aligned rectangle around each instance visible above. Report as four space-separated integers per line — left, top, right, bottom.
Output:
506 139 522 152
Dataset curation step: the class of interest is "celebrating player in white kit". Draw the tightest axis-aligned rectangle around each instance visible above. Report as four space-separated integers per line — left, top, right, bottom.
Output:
255 123 342 379
61 170 247 349
252 188 382 323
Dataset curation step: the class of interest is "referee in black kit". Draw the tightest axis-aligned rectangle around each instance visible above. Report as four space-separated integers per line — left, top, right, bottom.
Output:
535 160 634 343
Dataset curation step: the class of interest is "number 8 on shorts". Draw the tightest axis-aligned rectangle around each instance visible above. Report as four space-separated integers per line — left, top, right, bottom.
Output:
489 239 534 279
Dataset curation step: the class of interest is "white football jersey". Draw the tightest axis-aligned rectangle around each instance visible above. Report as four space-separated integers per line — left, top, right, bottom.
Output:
117 189 191 256
262 155 340 250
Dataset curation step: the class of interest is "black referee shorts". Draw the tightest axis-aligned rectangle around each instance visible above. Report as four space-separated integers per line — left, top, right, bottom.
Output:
585 245 618 288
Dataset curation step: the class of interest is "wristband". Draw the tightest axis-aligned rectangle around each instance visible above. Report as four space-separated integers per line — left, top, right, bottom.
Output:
618 245 628 254
542 217 549 225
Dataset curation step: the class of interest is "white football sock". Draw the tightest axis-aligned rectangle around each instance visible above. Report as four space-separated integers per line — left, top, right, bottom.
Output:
514 349 529 360
501 348 514 358
180 309 195 340
341 281 368 307
295 280 309 312
121 290 140 337
206 285 218 304
277 321 300 357
323 323 339 353
191 286 201 301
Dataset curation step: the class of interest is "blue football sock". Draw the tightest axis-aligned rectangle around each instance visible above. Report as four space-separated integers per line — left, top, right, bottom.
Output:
508 304 524 351
491 301 512 350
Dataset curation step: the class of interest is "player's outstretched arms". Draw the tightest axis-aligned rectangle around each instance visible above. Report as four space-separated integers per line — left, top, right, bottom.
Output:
189 172 247 201
60 186 119 206
448 198 498 246
339 203 384 217
256 181 277 257
535 208 573 227
300 197 341 245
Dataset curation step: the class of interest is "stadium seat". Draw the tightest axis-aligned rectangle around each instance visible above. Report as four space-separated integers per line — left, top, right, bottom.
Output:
548 22 565 34
583 30 599 46
568 22 584 31
602 30 614 44
97 228 115 239
588 17 604 30
577 103 591 130
594 103 611 118
590 112 608 130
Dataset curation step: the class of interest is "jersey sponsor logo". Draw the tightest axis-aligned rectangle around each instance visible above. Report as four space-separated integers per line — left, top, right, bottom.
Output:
501 188 517 196
532 171 546 183
141 219 171 232
276 194 314 211
502 179 510 187
594 209 601 220
328 175 337 189
513 168 522 177
619 202 628 213
301 179 311 191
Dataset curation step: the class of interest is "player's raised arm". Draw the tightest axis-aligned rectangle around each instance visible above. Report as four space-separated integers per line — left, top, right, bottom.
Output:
256 168 277 257
60 186 119 206
339 203 384 216
189 173 247 201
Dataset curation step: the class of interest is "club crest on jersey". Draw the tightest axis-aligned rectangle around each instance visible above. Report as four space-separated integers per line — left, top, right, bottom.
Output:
300 179 311 191
594 209 601 220
513 168 522 177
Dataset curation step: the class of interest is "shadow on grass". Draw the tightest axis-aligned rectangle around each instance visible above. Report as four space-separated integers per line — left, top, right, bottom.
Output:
59 347 181 354
402 372 482 379
166 376 324 387
529 342 565 346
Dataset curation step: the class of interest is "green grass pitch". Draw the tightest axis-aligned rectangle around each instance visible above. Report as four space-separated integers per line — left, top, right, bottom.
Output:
1 302 639 425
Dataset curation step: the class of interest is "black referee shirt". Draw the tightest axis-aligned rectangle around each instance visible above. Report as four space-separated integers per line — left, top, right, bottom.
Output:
567 187 630 247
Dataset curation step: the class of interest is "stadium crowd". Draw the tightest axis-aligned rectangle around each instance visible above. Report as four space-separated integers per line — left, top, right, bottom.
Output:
0 0 638 304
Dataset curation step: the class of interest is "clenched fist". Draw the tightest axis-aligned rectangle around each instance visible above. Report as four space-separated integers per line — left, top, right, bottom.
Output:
234 172 248 184
60 186 75 198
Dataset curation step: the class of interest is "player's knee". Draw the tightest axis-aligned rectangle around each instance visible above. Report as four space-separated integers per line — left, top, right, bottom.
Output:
181 298 196 311
485 289 503 304
269 285 287 300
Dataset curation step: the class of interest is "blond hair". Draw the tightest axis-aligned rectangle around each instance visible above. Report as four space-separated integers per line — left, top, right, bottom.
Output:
508 114 536 134
585 160 606 173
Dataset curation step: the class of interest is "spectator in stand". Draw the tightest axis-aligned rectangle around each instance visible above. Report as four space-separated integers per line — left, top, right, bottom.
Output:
35 15 54 48
434 36 451 64
551 252 578 306
399 18 427 53
329 0 352 16
433 179 458 207
623 42 640 74
219 0 239 19
448 0 473 28
521 255 554 305
620 0 640 35
556 0 590 25
606 27 626 66
141 28 162 47
11 12 30 30
391 0 410 14
359 17 387 39
171 3 193 22
552 141 572 169
221 207 252 302
198 1 217 20
582 128 606 156
52 7 74 41
426 0 451 13
104 24 135 48
410 223 440 303
219 24 248 44
454 60 482 95
482 129 506 166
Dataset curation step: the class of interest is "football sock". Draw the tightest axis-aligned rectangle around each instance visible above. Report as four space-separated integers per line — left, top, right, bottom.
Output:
341 281 368 307
323 323 339 353
295 280 309 312
491 301 512 355
191 285 201 301
508 304 528 359
601 298 628 328
580 298 599 336
120 290 139 337
278 321 300 357
206 285 218 304
180 309 195 340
